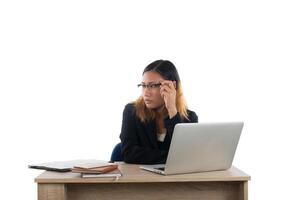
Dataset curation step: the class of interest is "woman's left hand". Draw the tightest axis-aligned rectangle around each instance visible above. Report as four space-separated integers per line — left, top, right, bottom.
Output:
160 80 177 118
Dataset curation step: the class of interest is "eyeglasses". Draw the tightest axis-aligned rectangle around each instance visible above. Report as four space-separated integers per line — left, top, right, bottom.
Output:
137 83 162 89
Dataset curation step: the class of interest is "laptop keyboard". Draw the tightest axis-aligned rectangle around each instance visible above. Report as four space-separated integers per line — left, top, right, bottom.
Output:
154 167 165 171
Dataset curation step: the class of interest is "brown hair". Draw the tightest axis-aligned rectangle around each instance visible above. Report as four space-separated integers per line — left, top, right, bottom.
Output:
133 60 189 122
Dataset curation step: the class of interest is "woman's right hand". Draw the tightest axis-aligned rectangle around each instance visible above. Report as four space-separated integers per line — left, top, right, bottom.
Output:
160 80 177 118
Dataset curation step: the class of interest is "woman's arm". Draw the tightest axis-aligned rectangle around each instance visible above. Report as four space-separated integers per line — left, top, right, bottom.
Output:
163 110 198 148
119 104 168 164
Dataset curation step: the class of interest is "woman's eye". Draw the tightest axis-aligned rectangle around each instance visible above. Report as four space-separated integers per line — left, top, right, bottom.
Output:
153 83 161 88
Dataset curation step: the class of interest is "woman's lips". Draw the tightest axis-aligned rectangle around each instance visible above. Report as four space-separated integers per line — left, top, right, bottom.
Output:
144 100 152 104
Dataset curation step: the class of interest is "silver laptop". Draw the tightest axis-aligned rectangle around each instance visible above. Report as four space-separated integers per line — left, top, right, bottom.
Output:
140 122 243 175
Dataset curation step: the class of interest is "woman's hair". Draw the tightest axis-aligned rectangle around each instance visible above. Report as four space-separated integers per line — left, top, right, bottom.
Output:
133 60 189 122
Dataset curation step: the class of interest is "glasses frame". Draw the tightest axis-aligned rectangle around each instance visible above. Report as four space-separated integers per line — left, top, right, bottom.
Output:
137 82 162 90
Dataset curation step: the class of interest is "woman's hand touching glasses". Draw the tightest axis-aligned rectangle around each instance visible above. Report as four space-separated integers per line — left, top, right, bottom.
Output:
160 80 177 118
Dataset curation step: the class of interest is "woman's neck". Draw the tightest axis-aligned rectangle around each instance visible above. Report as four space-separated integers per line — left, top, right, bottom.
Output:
154 106 167 119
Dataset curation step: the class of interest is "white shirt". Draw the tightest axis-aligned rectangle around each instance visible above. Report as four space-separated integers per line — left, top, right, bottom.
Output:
157 129 167 142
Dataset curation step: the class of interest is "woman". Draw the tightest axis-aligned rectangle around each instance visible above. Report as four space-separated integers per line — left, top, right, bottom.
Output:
120 60 198 164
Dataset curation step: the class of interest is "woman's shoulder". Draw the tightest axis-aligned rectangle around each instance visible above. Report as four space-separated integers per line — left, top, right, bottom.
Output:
186 109 198 122
124 102 135 109
187 109 197 116
123 102 136 116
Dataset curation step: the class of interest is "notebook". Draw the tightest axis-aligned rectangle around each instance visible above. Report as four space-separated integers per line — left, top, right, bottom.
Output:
72 164 122 178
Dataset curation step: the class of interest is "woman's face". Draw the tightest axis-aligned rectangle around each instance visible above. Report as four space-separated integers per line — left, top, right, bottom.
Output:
141 71 165 109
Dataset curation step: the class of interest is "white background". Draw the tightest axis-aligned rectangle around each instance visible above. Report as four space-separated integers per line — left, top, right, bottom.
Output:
0 0 299 199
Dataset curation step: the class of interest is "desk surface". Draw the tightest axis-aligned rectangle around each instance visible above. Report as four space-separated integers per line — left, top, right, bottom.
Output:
35 163 250 184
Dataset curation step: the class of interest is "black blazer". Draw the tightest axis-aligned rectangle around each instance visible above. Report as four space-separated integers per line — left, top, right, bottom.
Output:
119 103 198 164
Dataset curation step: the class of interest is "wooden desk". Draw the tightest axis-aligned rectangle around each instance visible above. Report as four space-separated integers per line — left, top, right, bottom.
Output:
35 164 250 200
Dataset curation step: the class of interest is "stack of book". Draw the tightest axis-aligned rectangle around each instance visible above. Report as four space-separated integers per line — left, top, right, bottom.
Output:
71 164 122 178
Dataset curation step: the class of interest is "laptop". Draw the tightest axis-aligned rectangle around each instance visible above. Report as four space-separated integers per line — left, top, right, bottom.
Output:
140 122 243 175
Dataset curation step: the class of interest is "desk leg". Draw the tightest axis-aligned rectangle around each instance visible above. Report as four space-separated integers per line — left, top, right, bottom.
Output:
38 183 66 200
239 181 248 200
